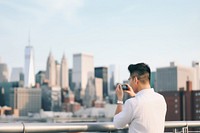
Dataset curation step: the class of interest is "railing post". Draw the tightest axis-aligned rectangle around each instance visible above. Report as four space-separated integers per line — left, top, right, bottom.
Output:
21 122 25 133
182 126 188 133
182 127 185 133
173 128 177 133
185 126 188 133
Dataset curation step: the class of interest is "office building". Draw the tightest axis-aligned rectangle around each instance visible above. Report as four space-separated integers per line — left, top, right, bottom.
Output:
150 72 156 89
46 52 56 87
160 91 182 121
0 63 9 83
10 67 23 82
72 53 95 105
0 81 23 107
159 81 200 121
156 62 194 92
62 89 81 113
46 52 69 88
108 65 120 94
191 91 200 120
24 45 35 87
56 61 61 86
62 102 81 113
95 67 108 98
35 71 46 85
69 69 74 91
41 85 62 111
0 88 5 106
160 87 200 121
192 61 200 90
60 54 69 89
84 77 96 107
95 78 103 101
9 87 41 116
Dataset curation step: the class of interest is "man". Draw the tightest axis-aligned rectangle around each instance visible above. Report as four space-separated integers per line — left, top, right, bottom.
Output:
113 63 167 133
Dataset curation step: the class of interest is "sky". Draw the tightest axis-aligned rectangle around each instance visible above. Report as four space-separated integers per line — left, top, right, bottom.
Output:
0 0 200 82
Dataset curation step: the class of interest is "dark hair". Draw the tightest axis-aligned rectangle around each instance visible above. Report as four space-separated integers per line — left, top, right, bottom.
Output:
128 63 151 83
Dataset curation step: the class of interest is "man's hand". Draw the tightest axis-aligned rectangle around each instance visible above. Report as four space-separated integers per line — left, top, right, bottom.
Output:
115 84 124 115
115 84 124 101
124 84 136 97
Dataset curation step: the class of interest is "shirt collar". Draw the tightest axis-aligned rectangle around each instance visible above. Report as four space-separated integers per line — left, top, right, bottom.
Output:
136 88 154 96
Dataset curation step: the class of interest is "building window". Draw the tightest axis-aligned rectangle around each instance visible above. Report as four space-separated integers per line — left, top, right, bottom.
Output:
195 93 200 96
196 110 200 113
175 110 178 114
174 99 178 103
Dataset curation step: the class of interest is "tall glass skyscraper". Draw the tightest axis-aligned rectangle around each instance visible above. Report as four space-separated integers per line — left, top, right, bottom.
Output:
24 46 35 87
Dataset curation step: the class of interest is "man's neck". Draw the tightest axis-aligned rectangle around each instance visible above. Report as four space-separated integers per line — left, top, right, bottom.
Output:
138 84 151 92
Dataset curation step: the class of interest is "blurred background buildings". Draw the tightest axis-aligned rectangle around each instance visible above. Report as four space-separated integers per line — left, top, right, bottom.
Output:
1 45 200 122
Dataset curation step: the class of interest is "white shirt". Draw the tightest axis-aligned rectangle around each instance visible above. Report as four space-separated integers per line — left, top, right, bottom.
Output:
113 88 167 133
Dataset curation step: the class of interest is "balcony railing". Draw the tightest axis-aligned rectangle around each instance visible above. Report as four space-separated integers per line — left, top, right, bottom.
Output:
0 121 200 133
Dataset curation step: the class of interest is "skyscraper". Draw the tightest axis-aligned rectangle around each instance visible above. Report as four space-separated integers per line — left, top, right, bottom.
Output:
156 62 194 92
60 54 69 89
35 71 46 85
55 61 61 86
72 53 95 106
0 62 9 83
108 65 120 94
95 67 108 98
24 45 35 87
9 87 41 116
46 52 56 87
69 69 74 91
95 78 103 101
41 86 61 111
10 67 23 82
192 61 200 90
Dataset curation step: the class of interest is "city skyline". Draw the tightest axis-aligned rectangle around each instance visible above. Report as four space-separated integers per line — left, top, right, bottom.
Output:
0 0 200 82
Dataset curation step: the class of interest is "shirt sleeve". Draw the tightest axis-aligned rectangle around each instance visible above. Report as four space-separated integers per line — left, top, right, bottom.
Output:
113 99 135 129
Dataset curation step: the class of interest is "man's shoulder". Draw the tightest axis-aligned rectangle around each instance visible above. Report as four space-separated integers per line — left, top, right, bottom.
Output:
153 91 167 104
154 91 165 98
125 97 137 105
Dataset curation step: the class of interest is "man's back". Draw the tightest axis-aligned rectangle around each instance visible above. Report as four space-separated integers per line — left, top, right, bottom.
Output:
114 89 167 133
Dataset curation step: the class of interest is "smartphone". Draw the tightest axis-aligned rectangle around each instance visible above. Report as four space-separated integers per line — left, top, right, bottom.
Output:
121 84 128 90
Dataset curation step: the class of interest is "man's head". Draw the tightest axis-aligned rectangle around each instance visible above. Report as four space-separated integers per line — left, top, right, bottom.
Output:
128 63 151 92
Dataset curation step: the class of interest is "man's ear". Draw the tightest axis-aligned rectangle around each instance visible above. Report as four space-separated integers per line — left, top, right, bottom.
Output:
134 77 139 84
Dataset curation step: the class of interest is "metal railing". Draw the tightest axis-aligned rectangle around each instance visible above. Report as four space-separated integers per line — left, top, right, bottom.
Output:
165 121 200 133
0 121 200 133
